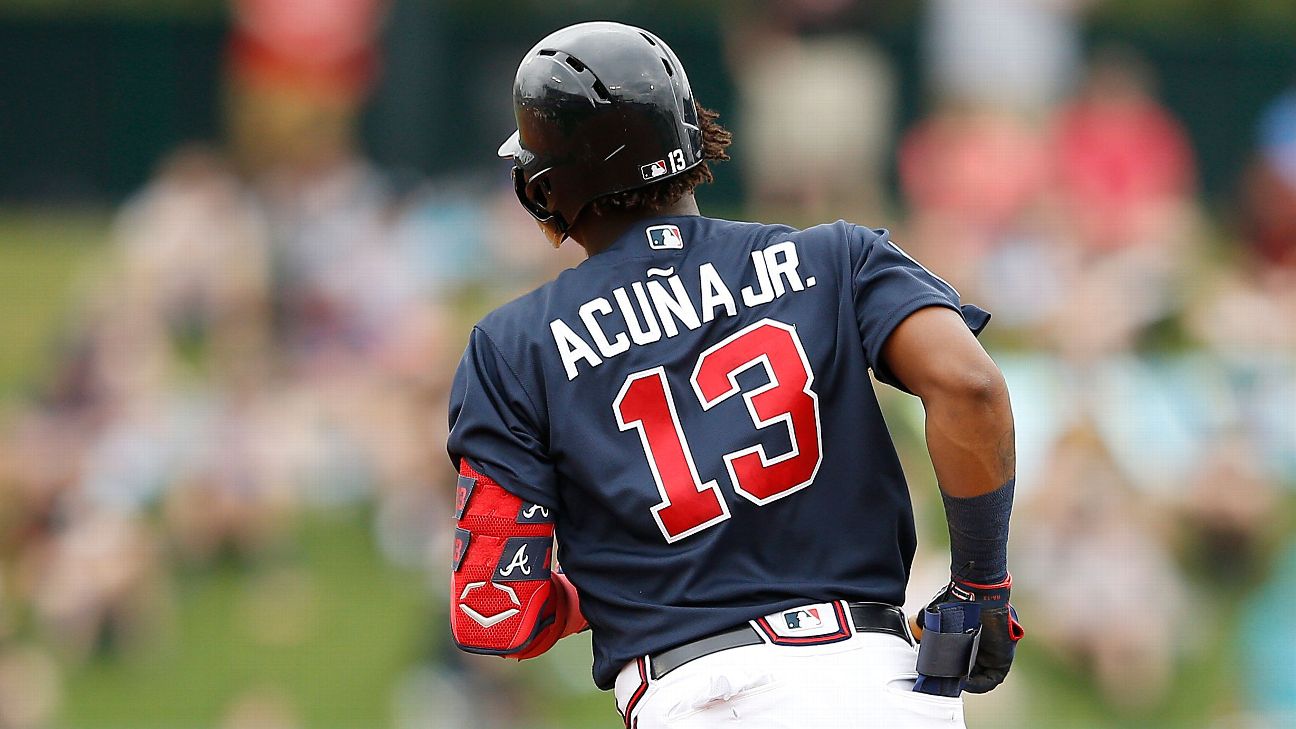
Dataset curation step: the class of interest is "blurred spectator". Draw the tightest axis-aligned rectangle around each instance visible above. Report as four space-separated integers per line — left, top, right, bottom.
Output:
923 0 1088 116
226 0 387 175
1242 84 1296 270
1016 424 1188 709
1185 96 1296 479
112 145 272 371
161 386 300 564
1175 433 1283 586
23 510 169 663
1242 542 1296 725
1184 266 1296 485
257 154 396 362
728 0 897 221
0 645 61 729
1036 50 1199 359
897 105 1050 275
1052 48 1197 253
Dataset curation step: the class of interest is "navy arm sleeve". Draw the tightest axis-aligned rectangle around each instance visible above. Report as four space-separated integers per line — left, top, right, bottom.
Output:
447 327 558 508
849 225 991 390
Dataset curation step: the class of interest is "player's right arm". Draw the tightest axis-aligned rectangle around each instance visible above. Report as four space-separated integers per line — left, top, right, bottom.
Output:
844 226 1021 693
882 305 1014 505
881 306 1022 693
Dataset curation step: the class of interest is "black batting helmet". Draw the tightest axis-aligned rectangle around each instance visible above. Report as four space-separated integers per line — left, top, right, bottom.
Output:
497 22 704 240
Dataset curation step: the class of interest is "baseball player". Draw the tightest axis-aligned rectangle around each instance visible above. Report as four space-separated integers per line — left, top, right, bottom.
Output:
448 22 1022 728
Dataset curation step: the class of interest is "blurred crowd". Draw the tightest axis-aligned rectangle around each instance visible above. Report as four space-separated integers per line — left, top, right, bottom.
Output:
2 1 1296 728
0 138 589 729
740 9 1294 723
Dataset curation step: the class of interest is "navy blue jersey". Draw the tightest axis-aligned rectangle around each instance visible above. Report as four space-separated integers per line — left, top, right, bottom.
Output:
448 215 988 689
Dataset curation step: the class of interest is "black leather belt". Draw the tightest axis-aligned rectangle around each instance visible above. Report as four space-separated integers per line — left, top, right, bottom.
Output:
648 602 910 680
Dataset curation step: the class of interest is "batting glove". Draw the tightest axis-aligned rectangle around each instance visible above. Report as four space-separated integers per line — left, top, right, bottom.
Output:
930 573 1025 693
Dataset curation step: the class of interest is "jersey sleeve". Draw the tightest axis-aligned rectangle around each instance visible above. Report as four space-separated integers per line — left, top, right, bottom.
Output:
447 327 558 508
848 225 991 390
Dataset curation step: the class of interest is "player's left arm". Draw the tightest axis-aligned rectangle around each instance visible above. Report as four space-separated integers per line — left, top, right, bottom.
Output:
451 460 588 659
447 328 587 660
882 305 1023 693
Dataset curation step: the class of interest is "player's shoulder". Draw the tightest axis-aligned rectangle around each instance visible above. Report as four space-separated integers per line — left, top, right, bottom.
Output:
698 214 793 239
696 214 842 241
471 279 561 359
741 218 895 267
467 260 615 365
682 215 855 256
732 217 887 248
804 219 890 246
816 220 903 266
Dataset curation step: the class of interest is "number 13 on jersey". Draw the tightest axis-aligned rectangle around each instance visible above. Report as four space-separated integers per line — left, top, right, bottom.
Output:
613 319 823 542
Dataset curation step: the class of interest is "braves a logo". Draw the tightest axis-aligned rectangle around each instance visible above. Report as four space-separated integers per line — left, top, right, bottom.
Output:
493 537 552 582
498 544 532 577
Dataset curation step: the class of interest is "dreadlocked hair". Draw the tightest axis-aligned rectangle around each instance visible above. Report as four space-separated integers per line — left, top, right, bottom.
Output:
587 104 732 218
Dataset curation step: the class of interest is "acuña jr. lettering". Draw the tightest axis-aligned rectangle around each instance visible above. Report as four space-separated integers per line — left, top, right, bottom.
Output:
550 241 816 380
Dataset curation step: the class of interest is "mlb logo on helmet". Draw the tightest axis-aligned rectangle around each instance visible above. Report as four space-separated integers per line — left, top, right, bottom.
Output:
646 225 684 250
640 160 668 180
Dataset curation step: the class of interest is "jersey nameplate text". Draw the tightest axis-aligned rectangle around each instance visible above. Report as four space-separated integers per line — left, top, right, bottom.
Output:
549 241 817 380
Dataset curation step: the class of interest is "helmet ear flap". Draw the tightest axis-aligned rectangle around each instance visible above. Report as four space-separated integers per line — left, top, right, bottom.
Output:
512 167 554 218
512 166 572 235
530 176 552 210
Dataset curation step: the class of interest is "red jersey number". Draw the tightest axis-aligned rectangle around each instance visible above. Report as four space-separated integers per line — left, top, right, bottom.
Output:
613 319 823 542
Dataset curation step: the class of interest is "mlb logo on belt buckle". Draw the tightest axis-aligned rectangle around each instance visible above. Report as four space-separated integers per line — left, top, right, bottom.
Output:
783 607 824 631
762 602 843 640
646 224 683 250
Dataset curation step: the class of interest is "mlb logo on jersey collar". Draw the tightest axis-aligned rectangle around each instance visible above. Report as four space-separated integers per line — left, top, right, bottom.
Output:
646 224 683 250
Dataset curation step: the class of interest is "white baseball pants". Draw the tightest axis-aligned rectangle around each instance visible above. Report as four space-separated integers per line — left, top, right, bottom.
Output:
614 615 966 728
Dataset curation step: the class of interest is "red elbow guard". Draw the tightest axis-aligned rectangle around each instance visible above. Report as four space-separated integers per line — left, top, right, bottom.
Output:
451 461 571 656
511 570 588 660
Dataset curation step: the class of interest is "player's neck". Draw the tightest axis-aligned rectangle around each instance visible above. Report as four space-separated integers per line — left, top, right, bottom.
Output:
572 195 700 258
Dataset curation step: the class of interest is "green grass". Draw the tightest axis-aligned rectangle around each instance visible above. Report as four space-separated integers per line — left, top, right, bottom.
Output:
50 512 615 729
57 512 431 729
0 209 110 398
